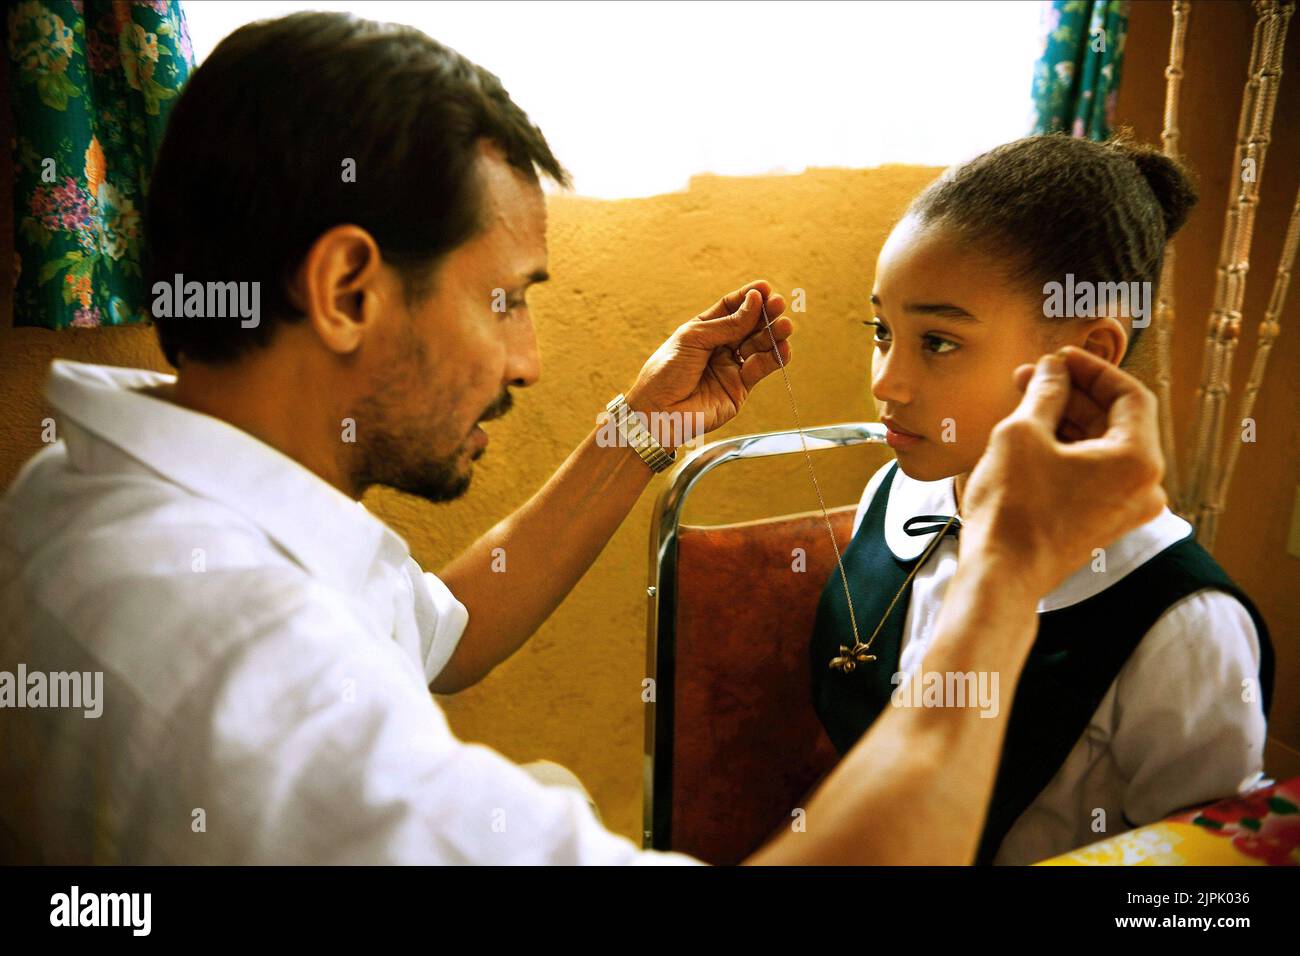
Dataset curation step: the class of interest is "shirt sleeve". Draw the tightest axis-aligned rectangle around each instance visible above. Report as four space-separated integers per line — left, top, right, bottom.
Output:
197 594 703 865
407 559 469 685
1110 589 1268 827
851 460 895 538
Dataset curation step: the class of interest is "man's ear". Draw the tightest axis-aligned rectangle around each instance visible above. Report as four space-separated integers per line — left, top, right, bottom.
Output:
295 225 386 355
1079 315 1128 366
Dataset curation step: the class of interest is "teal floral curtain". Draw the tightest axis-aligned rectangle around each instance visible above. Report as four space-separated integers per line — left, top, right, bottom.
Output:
7 1 194 329
1031 0 1129 141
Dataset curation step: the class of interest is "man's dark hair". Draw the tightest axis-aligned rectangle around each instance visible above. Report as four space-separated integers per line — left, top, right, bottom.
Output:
146 11 569 367
906 131 1198 362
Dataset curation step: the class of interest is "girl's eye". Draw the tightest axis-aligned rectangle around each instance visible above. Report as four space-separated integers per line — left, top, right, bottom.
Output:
863 319 891 344
864 319 957 355
923 334 959 355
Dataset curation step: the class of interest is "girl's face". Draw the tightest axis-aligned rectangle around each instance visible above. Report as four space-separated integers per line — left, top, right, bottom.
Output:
868 215 1099 482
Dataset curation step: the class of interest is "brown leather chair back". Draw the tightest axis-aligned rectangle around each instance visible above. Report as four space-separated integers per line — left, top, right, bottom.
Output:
663 506 855 864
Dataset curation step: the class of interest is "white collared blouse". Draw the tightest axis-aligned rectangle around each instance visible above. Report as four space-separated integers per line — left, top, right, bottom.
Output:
849 461 1269 865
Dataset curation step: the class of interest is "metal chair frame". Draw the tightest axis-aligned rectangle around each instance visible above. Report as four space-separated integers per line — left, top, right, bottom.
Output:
642 421 888 849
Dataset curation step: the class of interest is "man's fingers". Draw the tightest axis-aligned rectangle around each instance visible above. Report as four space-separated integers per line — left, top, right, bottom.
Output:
1016 353 1071 428
740 338 792 390
764 292 786 318
1014 349 1129 440
964 347 1167 599
1062 384 1109 439
681 288 760 348
1057 346 1146 412
737 314 793 359
1018 347 1127 408
695 280 773 322
686 285 793 352
1057 420 1086 443
1054 346 1161 451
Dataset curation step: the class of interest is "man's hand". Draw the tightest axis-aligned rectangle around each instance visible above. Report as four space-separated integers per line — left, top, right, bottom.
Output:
623 280 794 446
959 345 1167 599
750 346 1168 866
436 280 791 692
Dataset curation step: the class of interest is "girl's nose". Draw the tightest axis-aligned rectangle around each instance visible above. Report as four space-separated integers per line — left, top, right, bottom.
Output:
871 347 912 407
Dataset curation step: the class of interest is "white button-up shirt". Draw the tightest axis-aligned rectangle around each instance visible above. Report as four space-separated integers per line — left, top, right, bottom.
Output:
0 359 698 865
849 461 1269 865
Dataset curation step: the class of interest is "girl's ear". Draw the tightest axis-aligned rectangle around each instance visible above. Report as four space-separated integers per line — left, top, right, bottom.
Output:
1080 316 1128 366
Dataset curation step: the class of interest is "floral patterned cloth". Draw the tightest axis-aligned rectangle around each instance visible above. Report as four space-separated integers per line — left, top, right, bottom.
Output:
7 1 193 329
1172 777 1300 867
1031 0 1129 141
1040 777 1300 866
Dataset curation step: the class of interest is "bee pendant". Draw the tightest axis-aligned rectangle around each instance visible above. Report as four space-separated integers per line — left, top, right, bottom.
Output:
829 643 876 673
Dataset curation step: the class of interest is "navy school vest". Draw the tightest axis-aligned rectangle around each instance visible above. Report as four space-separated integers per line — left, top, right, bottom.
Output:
809 462 1275 865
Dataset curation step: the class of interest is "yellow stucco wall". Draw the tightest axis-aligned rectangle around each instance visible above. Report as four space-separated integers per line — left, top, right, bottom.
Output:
3 161 1297 844
0 166 926 842
414 167 929 843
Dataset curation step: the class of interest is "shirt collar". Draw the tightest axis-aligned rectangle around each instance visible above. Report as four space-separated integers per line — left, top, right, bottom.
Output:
44 359 410 597
881 462 1194 612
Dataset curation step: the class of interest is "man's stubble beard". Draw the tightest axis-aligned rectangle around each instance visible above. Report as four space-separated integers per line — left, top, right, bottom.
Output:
349 328 478 504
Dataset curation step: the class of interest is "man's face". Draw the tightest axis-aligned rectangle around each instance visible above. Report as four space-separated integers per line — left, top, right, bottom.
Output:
350 142 548 502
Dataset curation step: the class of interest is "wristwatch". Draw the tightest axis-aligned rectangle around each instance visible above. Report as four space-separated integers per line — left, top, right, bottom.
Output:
606 393 676 474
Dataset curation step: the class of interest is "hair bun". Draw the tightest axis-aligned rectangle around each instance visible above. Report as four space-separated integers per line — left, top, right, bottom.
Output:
1109 140 1199 239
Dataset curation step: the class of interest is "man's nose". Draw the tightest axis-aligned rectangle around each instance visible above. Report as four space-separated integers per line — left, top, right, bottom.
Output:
506 317 542 388
871 347 912 407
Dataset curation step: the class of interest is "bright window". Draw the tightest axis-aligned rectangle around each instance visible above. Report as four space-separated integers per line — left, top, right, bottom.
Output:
183 0 1046 198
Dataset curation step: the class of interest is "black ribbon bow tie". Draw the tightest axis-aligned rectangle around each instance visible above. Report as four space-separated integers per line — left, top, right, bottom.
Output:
902 514 962 539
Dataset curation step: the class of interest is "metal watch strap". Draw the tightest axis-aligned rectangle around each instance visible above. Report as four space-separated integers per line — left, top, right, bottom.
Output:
606 394 676 473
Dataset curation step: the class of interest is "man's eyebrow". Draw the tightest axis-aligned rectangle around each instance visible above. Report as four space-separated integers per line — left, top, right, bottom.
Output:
870 293 978 322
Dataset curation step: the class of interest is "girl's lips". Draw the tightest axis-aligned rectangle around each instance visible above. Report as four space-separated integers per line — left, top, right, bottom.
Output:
885 427 922 450
882 417 924 449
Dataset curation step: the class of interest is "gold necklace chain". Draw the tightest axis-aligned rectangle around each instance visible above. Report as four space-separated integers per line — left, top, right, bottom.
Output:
828 512 958 673
755 299 866 657
754 299 957 675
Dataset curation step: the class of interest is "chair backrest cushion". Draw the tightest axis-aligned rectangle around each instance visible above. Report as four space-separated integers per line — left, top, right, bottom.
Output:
667 505 854 864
